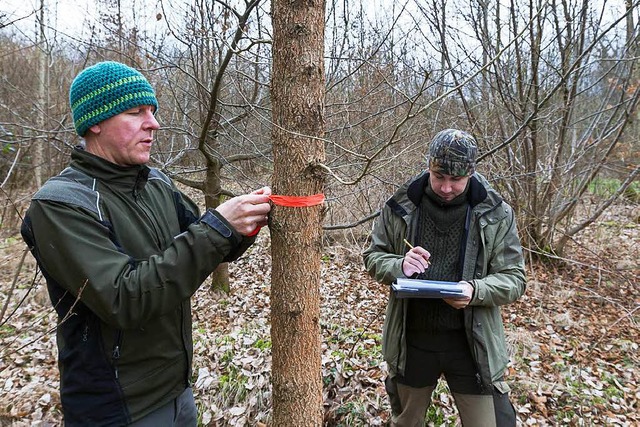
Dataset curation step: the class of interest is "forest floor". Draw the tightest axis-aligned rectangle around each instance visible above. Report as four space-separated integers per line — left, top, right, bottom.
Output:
0 202 638 426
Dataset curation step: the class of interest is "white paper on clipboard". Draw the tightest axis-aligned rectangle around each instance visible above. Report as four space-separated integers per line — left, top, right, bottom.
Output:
391 278 466 299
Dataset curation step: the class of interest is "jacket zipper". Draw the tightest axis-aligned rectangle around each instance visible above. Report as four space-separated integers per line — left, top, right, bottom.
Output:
112 330 123 380
82 323 89 342
133 187 163 249
470 308 485 393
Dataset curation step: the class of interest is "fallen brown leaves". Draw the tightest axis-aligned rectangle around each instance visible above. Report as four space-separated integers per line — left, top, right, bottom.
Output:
0 207 638 426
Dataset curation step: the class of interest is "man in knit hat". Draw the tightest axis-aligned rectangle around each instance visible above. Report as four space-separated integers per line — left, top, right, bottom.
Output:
21 61 271 426
363 129 526 426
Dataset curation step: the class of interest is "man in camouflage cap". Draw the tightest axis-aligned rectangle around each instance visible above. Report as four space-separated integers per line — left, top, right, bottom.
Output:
364 129 525 426
427 128 478 177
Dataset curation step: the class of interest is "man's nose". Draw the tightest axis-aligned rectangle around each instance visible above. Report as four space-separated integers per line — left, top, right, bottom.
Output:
144 111 160 129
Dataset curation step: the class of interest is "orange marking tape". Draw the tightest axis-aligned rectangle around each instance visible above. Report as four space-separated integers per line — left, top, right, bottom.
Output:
268 193 325 207
247 226 262 237
246 193 325 236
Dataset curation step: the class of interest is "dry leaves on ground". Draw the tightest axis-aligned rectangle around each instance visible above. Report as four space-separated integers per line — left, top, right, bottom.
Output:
0 205 638 426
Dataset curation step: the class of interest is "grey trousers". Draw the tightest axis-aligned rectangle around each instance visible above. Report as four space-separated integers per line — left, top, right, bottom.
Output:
129 387 198 427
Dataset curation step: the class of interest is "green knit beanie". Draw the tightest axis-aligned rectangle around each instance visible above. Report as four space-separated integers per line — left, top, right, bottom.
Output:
69 61 158 136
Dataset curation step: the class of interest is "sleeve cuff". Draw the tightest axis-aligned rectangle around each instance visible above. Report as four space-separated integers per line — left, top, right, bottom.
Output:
199 209 241 246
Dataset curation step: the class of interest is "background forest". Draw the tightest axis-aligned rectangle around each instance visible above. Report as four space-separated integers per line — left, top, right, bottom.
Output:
0 0 638 425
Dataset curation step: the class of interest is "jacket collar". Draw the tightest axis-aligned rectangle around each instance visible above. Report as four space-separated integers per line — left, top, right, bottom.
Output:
387 171 500 219
70 146 150 191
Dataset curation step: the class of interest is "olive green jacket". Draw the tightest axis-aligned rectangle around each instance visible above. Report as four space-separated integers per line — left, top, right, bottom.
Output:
21 148 253 425
363 171 526 392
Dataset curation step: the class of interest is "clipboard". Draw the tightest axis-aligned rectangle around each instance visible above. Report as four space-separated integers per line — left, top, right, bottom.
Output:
391 278 466 299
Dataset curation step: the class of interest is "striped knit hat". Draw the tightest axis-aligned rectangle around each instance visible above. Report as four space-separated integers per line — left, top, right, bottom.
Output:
69 61 158 136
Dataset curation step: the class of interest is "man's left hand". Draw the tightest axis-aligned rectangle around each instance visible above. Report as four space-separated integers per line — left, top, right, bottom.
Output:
443 281 474 309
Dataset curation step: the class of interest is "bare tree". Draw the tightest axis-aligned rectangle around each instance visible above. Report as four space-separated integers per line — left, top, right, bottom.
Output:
153 0 270 292
468 0 640 255
270 0 325 423
34 0 48 188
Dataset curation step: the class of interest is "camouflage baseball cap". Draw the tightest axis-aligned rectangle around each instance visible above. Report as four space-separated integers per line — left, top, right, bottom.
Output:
427 129 477 176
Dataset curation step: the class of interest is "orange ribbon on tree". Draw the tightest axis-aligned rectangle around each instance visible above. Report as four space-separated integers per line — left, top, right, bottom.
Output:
247 193 325 236
268 193 325 207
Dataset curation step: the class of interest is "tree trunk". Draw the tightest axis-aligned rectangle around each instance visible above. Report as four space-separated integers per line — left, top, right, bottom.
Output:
270 0 325 425
203 156 230 292
34 0 46 188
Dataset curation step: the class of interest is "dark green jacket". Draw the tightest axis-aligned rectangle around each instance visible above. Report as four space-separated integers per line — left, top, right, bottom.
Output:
363 171 526 392
21 148 253 425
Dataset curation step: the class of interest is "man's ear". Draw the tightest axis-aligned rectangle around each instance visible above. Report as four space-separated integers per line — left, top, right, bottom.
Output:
88 124 101 134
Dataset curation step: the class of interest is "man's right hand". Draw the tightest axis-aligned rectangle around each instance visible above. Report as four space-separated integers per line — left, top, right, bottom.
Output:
402 246 431 277
216 187 272 236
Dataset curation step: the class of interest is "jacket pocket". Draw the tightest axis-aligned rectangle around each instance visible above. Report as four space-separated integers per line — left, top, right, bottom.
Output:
493 380 511 394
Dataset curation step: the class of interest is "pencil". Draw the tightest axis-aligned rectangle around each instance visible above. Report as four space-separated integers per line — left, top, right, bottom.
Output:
404 239 431 266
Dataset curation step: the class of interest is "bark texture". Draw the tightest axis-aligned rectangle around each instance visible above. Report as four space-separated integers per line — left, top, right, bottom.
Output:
270 0 326 425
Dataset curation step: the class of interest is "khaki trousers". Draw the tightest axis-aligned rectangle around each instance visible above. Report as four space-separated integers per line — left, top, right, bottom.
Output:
387 379 516 427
